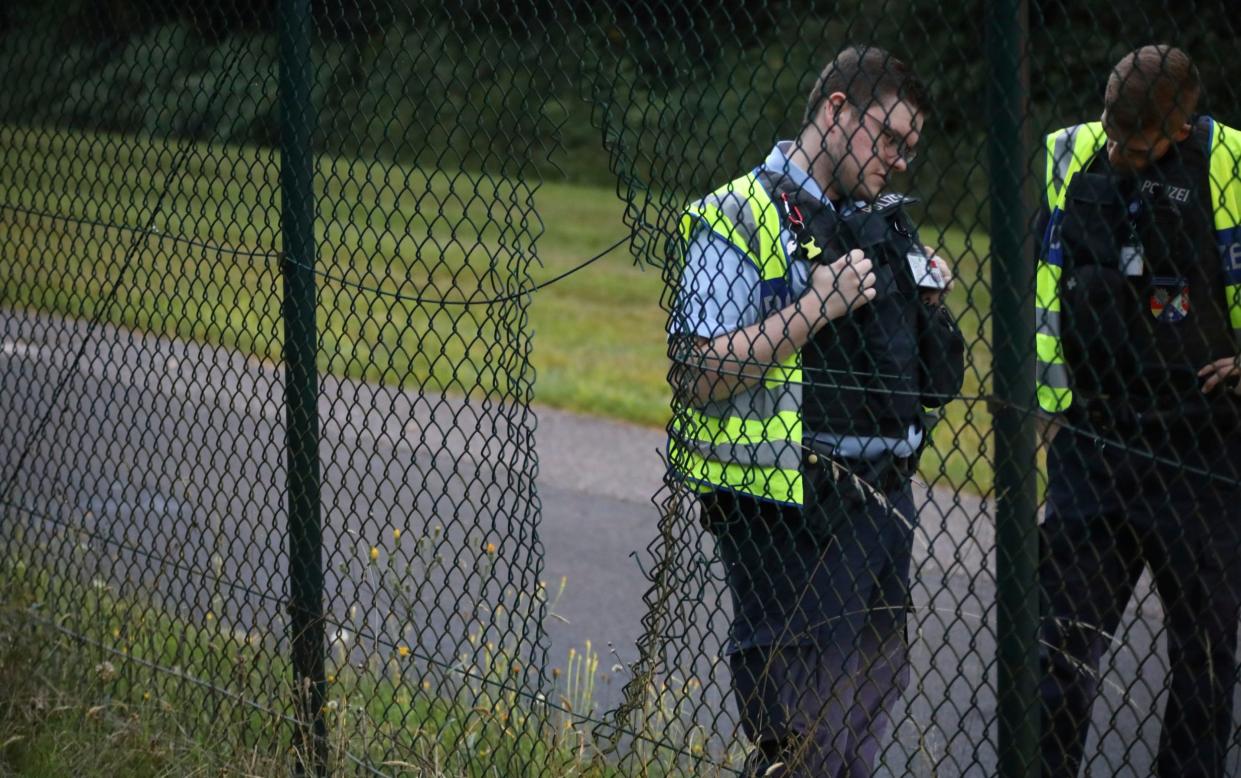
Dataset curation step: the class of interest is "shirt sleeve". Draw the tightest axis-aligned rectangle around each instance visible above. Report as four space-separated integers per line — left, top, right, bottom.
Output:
669 227 762 339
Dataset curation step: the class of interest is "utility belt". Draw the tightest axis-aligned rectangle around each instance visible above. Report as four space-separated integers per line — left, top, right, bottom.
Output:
698 444 914 542
1068 389 1241 442
813 413 918 442
804 439 915 500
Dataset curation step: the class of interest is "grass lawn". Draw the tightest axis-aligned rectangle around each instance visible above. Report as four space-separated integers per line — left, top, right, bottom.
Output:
0 124 999 494
0 542 737 777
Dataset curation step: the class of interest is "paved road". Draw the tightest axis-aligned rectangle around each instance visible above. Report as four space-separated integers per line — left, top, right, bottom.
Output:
1 308 1236 776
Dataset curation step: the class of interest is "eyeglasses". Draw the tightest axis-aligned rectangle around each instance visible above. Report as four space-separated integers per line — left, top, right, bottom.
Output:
848 100 918 166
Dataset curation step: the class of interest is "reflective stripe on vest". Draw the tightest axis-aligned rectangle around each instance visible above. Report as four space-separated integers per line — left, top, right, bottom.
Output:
1207 120 1241 346
1036 122 1107 413
670 171 805 505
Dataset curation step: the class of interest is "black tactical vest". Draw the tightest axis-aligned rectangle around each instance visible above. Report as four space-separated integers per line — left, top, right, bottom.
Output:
755 169 963 440
1058 120 1237 421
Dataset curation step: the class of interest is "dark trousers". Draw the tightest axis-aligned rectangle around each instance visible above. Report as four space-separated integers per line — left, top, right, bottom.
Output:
704 456 916 778
1039 428 1241 778
729 615 909 777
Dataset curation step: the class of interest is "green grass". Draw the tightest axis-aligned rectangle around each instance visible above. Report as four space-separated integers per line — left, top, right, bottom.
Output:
0 124 670 424
0 561 303 776
919 228 993 494
0 549 738 777
0 124 997 494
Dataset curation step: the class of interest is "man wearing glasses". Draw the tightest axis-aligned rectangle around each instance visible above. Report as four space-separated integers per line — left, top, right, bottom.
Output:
667 45 964 776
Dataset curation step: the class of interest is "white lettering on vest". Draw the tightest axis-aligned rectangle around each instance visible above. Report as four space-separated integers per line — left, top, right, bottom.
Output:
1222 241 1241 275
1140 180 1192 203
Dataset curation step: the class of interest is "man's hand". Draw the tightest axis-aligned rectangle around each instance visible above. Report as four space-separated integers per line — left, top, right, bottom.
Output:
1036 414 1063 447
1198 356 1241 394
682 250 874 406
919 244 954 306
809 249 876 321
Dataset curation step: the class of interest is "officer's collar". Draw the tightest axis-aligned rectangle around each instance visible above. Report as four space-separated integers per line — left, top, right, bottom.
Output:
763 141 864 214
764 141 832 208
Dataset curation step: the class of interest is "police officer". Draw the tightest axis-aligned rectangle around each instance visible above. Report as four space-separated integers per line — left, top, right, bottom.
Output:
1035 45 1241 778
667 45 965 777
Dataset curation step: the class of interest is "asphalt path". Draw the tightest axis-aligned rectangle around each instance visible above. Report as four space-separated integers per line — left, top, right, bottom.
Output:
2 308 1237 776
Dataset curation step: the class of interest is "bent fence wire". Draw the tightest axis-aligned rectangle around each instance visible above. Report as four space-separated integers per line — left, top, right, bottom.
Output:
2 1 1241 776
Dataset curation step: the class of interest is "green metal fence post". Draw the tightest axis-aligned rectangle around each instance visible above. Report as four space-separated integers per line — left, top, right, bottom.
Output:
279 0 326 773
987 1 1039 776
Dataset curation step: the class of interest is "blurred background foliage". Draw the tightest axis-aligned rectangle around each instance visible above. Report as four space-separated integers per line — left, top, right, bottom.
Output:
2 0 1238 233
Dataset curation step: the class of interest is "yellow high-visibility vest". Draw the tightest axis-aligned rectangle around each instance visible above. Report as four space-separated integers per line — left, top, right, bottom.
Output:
669 172 805 505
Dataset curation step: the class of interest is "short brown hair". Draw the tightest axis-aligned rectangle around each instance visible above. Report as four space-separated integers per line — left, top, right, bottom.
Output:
803 45 929 126
1105 45 1200 134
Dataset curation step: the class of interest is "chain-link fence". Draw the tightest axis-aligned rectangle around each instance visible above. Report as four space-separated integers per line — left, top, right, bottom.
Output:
3 1 1241 776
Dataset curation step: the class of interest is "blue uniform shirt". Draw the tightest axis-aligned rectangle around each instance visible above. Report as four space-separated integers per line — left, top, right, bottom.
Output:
673 141 922 460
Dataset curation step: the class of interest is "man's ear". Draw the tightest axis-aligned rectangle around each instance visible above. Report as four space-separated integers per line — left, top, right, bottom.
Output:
823 91 848 123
